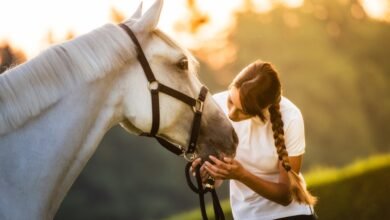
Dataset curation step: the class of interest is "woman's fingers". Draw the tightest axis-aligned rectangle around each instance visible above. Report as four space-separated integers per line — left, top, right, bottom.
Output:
223 157 234 164
190 156 236 181
204 161 229 179
204 164 221 178
190 158 202 175
200 165 209 182
209 155 229 169
191 158 202 169
191 158 212 183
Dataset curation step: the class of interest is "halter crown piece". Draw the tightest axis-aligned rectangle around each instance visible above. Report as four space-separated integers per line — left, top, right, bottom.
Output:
119 24 224 220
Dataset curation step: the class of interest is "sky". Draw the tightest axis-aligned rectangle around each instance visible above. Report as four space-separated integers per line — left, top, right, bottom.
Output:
0 0 388 58
0 0 243 57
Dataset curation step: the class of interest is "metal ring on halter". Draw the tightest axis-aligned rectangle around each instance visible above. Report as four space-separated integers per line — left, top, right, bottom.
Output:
148 81 159 91
184 152 198 162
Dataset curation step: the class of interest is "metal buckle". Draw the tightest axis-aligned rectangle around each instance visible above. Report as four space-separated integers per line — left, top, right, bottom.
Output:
184 152 198 162
192 99 204 113
205 183 215 189
148 81 159 92
205 176 215 189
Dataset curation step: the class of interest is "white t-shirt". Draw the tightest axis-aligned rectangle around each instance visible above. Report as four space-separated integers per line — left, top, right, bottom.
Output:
213 91 313 220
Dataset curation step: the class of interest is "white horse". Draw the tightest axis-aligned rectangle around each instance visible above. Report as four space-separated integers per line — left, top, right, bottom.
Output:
0 1 238 219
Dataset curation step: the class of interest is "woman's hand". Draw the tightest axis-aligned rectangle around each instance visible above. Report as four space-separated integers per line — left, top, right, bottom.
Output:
190 158 209 183
204 156 246 180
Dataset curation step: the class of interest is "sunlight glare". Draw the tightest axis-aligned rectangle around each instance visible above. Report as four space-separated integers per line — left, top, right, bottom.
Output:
361 0 389 20
252 0 274 13
282 0 304 8
0 0 141 58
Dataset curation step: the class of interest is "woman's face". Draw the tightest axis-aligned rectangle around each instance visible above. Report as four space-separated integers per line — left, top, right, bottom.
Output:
227 87 252 122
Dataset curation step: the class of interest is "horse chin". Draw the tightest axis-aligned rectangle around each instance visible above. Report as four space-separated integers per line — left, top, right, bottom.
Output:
197 144 229 164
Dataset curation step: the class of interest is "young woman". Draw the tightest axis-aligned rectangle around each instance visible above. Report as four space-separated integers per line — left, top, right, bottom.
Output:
192 60 317 220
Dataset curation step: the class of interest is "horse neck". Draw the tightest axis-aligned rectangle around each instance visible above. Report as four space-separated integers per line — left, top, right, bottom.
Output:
0 77 122 219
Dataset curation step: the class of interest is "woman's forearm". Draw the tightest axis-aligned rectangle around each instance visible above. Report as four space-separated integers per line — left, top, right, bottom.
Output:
238 169 292 206
203 156 294 206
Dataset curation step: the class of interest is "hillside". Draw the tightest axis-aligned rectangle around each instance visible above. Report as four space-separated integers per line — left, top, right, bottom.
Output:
167 154 390 220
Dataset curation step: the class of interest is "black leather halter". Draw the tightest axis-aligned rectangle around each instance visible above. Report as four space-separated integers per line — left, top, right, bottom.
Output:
119 23 208 161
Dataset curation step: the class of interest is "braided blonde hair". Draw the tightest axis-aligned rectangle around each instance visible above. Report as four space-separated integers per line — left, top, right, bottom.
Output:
232 60 317 205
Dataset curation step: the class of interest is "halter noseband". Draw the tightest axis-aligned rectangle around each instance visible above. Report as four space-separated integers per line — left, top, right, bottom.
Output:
119 23 208 161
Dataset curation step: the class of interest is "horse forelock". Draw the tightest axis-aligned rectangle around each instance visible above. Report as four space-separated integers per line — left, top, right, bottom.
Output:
0 23 136 135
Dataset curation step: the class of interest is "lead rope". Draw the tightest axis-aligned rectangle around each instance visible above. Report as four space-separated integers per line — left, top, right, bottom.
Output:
185 162 225 220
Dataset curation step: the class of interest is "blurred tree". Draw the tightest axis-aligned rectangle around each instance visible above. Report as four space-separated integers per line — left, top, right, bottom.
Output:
195 0 390 168
175 0 209 33
110 7 126 23
0 43 26 73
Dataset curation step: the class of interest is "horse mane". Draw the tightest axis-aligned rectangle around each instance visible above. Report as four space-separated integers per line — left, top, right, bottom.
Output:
0 23 135 135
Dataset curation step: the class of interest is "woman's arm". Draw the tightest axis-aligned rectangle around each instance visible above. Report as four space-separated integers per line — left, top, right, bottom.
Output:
204 155 303 206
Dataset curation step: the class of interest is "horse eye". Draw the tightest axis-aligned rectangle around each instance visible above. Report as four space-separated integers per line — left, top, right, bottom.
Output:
177 58 188 71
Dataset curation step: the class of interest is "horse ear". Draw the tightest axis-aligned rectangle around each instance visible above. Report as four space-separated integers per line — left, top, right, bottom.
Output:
122 1 143 25
131 2 143 20
133 0 163 32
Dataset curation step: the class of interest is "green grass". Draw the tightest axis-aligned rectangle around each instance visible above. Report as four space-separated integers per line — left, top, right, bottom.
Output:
167 154 390 220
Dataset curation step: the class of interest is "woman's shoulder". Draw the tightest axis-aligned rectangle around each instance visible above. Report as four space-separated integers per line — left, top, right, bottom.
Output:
280 97 303 120
212 90 229 113
212 90 229 105
213 90 229 100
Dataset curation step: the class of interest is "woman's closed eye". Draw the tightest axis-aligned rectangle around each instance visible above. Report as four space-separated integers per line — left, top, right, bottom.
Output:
228 96 246 114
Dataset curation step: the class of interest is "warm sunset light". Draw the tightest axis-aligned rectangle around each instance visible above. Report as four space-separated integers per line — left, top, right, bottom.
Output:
361 0 389 20
0 0 144 58
0 0 388 58
1 1 388 220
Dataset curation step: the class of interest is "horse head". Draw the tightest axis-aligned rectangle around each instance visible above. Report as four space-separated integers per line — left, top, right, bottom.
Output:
118 0 238 160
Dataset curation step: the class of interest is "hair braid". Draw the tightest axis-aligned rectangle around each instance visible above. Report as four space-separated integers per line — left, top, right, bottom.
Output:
234 60 317 205
269 103 317 205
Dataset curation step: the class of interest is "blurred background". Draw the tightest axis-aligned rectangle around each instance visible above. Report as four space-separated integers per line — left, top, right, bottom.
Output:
1 0 389 219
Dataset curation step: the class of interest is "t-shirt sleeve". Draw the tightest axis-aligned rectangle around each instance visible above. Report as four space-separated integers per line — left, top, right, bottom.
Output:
212 91 229 115
284 110 306 156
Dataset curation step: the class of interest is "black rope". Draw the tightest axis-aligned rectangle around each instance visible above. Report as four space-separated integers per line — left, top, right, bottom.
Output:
185 162 225 220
